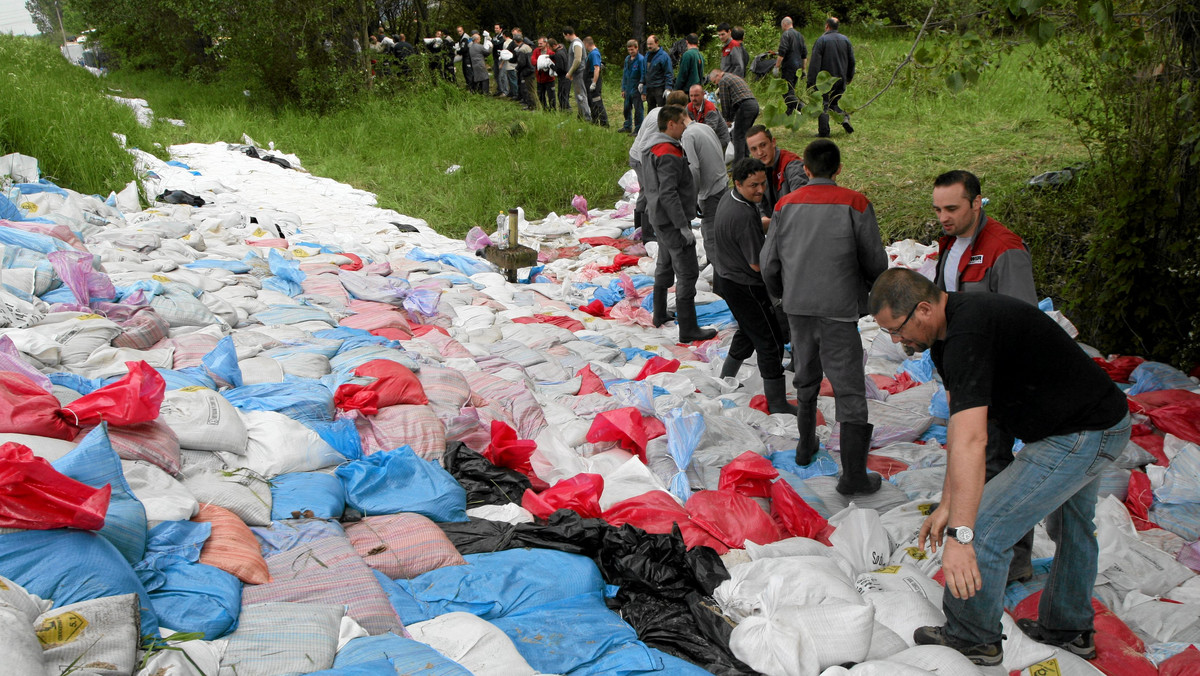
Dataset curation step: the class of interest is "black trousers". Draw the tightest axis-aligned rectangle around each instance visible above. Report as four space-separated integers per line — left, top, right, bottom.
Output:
714 276 788 380
588 79 608 126
645 87 666 111
537 80 556 110
818 80 848 136
730 98 760 163
782 68 802 115
557 77 571 110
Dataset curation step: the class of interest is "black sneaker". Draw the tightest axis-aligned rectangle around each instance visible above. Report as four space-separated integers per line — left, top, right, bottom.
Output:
913 625 1004 667
1016 618 1097 660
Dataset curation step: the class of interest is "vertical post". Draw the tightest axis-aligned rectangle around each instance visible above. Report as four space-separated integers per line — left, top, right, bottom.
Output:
507 208 519 250
54 0 68 47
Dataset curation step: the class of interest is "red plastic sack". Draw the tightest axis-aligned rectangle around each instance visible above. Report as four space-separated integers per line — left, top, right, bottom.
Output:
1161 645 1200 676
1129 388 1200 414
770 480 831 543
603 490 728 553
1130 424 1168 466
1013 592 1157 676
585 407 666 461
369 328 412 342
578 299 610 317
511 314 586 332
866 454 910 479
1126 470 1156 531
635 356 680 380
597 253 641 273
0 372 77 440
869 371 921 395
523 473 604 520
686 489 784 549
577 365 610 396
1094 355 1145 383
1147 400 1200 444
0 442 111 530
718 451 778 498
335 359 428 414
484 421 547 490
61 361 166 428
338 252 364 271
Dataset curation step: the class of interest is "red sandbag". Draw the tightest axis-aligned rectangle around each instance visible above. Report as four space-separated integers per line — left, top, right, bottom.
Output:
1012 592 1157 676
411 324 450 337
1126 470 1156 531
718 451 778 498
369 328 411 341
1129 388 1200 414
1161 645 1200 676
770 480 830 543
578 299 609 317
603 490 729 554
1147 400 1200 444
585 407 666 461
597 253 641 273
0 442 111 530
523 473 604 520
635 356 680 380
335 359 428 414
869 371 921 394
577 365 610 396
750 394 823 423
62 361 165 428
0 372 77 440
1131 424 1168 466
484 421 547 490
511 314 586 332
686 489 784 549
1094 355 1145 383
338 252 364 271
866 454 910 479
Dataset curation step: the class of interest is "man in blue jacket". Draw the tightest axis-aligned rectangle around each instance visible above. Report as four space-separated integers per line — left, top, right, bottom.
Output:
620 39 646 133
642 35 675 112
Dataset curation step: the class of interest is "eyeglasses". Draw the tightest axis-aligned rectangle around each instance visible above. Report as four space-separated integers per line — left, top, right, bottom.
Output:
879 303 920 336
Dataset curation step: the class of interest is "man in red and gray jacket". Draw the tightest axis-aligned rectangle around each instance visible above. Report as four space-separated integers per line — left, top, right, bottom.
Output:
641 104 717 344
745 124 808 215
931 169 1039 582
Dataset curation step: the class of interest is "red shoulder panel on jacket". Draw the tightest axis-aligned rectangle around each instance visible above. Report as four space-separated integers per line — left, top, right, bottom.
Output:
774 184 869 212
650 142 684 158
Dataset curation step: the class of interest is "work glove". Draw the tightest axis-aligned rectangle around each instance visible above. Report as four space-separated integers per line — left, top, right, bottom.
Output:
483 30 491 40
589 82 596 92
772 66 781 77
638 83 644 94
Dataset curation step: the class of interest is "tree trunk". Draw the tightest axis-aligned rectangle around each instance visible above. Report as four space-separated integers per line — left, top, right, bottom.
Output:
631 0 645 43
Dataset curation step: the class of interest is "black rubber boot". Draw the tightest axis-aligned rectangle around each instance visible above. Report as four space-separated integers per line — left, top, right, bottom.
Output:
794 402 820 465
1008 530 1036 583
836 421 882 495
652 286 674 327
676 299 716 343
764 376 798 416
719 357 743 379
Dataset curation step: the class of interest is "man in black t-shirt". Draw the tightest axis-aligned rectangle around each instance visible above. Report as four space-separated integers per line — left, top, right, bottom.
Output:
868 268 1130 667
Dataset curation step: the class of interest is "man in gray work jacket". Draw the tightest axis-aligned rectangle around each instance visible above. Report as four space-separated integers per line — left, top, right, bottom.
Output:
760 139 888 494
808 17 856 137
642 104 717 344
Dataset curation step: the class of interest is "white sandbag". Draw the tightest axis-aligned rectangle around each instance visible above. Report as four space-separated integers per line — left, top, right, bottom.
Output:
160 388 249 453
37 593 141 676
731 577 874 676
879 499 938 550
121 459 200 522
746 537 857 579
1012 648 1105 675
822 660 935 675
136 630 227 676
1095 495 1193 595
1000 611 1057 672
69 345 175 379
890 645 984 674
0 433 77 462
0 606 44 676
219 409 344 478
888 528 943 577
863 590 944 648
407 611 539 676
598 455 679 510
855 564 943 603
237 355 286 384
0 575 52 619
274 351 332 378
178 450 273 526
865 621 909 660
1119 591 1200 643
715 556 863 622
829 505 892 575
466 503 535 524
25 312 123 365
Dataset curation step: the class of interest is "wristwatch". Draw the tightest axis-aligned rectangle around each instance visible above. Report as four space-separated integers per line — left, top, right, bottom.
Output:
946 526 974 545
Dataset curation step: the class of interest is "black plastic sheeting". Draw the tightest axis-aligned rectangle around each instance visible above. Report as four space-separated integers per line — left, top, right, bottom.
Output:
442 442 530 507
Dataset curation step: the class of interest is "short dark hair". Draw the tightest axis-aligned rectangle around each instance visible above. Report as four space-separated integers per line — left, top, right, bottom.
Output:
658 104 688 131
732 26 745 40
868 268 942 318
803 139 841 178
584 36 595 47
686 33 699 45
933 170 982 203
826 17 840 30
563 26 575 36
717 22 732 32
745 124 772 141
732 158 767 183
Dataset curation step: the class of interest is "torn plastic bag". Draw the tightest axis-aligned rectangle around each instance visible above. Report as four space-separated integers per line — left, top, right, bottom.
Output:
523 472 604 519
61 360 165 428
443 441 531 507
484 420 545 488
0 441 110 530
47 249 115 309
718 451 779 499
0 371 77 440
335 359 428 414
263 248 306 296
586 407 667 461
687 489 784 549
596 520 730 598
337 445 468 522
619 591 755 676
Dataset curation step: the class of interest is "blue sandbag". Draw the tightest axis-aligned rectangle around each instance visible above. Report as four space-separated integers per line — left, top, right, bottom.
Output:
307 660 397 676
266 248 306 296
371 570 436 625
185 259 252 273
333 634 471 675
929 383 950 419
0 529 160 636
134 521 242 639
52 424 148 564
0 222 77 254
48 371 105 395
156 366 217 390
394 549 604 620
336 446 467 522
489 591 660 676
251 519 346 556
201 335 243 387
222 378 335 423
695 300 735 329
1127 361 1195 396
899 350 935 383
270 472 346 520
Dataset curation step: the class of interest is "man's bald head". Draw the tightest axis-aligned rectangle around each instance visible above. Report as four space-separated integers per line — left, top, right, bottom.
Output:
781 16 794 29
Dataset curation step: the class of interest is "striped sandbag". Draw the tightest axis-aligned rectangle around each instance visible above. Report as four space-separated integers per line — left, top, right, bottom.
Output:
218 602 343 676
344 513 465 579
417 365 475 419
339 299 413 335
355 404 446 462
179 450 274 526
412 329 473 359
165 331 221 369
300 272 351 311
463 372 548 441
193 503 271 584
91 418 182 475
112 306 170 350
240 528 403 635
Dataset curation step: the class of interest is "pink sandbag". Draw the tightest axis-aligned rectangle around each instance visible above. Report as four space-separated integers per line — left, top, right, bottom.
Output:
718 451 778 499
686 489 784 550
522 473 604 520
577 365 610 396
585 407 666 461
0 442 111 530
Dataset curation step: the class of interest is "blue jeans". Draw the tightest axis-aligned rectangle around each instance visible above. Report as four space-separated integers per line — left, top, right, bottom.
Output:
507 70 518 99
622 91 644 131
943 414 1131 644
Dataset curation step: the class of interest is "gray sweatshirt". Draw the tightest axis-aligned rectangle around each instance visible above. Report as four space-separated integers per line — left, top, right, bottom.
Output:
640 131 697 233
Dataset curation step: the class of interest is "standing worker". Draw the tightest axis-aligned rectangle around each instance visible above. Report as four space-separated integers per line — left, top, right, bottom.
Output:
774 17 808 116
641 104 717 343
584 37 609 126
676 34 705 93
642 35 674 112
808 17 856 137
760 139 888 494
630 91 690 247
563 27 591 122
708 69 759 163
679 104 727 259
868 268 1130 667
717 23 746 78
620 39 646 133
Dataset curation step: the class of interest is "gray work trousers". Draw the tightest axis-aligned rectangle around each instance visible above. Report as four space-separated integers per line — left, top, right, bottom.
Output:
653 225 699 304
787 314 868 423
571 73 591 122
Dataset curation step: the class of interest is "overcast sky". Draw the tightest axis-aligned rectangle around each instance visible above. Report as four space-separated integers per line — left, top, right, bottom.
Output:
0 0 39 35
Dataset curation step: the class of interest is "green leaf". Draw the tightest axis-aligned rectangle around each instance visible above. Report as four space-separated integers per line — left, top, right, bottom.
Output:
1026 19 1056 46
1089 0 1115 32
1020 0 1049 12
945 71 966 93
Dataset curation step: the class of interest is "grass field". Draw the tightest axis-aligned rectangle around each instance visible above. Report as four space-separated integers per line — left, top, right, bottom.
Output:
3 30 1084 243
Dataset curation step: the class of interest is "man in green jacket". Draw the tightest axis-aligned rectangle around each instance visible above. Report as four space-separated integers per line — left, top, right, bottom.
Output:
676 34 705 92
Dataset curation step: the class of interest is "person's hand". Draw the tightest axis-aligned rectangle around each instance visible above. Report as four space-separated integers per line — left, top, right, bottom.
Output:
681 227 695 246
642 94 647 102
761 216 771 231
917 503 950 552
942 540 982 600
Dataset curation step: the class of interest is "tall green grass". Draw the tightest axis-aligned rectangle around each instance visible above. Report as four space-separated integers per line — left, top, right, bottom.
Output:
0 35 166 195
